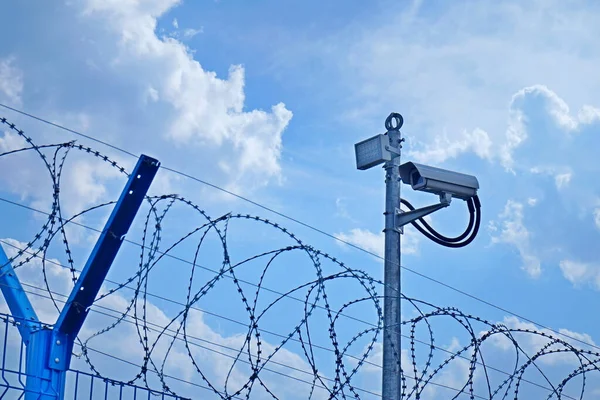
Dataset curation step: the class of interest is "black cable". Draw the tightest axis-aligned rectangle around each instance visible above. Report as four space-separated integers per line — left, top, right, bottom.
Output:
402 195 481 248
415 197 475 243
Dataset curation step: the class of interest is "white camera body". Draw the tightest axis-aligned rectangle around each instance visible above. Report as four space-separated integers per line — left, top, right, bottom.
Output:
398 162 479 200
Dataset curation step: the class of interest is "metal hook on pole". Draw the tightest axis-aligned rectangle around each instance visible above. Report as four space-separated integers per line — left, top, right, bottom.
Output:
385 113 404 132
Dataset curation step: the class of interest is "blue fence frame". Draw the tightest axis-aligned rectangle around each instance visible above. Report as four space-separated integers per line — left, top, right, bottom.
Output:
0 154 177 399
0 313 184 400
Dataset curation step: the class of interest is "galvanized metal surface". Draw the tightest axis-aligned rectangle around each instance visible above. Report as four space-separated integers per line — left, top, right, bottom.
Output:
382 126 403 400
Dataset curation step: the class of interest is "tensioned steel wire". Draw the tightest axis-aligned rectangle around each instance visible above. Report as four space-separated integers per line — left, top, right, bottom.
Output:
0 116 598 399
1 103 596 354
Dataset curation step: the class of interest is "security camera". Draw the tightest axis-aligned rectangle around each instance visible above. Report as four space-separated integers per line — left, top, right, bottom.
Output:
398 162 479 200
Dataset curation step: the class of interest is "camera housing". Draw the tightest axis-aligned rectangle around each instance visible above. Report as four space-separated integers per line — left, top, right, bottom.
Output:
398 162 479 200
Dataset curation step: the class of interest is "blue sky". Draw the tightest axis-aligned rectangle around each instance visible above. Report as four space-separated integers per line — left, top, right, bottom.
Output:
1 0 600 398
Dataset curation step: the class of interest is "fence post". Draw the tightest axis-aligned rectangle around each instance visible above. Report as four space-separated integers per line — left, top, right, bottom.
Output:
24 328 64 400
0 154 160 400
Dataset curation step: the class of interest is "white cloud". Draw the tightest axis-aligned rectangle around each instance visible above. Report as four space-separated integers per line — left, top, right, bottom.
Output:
334 197 358 223
501 85 600 170
0 128 130 226
594 208 600 230
579 105 600 124
487 316 597 365
404 84 599 168
335 228 383 256
499 105 528 171
82 0 292 192
489 200 541 278
560 259 590 284
182 27 203 39
169 18 202 40
409 128 493 164
529 165 574 190
335 226 419 258
303 2 600 169
0 56 23 106
144 86 159 102
527 198 538 206
61 157 124 214
559 259 600 290
403 229 420 255
554 172 572 189
518 85 578 131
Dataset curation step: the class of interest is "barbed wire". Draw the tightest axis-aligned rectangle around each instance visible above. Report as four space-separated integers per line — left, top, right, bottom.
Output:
0 237 578 400
3 103 598 355
0 116 599 399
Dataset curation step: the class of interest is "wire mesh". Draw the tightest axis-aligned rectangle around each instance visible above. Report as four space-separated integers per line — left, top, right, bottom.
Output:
0 314 184 400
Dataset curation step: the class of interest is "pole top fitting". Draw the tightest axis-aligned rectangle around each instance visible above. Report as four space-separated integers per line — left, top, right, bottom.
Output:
385 113 403 132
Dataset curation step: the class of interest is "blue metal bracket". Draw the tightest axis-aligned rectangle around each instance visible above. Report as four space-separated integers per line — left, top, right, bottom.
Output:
52 154 159 369
25 328 66 400
0 245 40 344
0 154 159 400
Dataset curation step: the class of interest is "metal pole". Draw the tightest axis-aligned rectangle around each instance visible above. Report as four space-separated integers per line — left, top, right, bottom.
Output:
382 115 403 400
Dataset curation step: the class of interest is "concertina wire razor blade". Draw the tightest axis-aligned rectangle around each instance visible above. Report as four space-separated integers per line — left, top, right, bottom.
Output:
0 115 596 399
